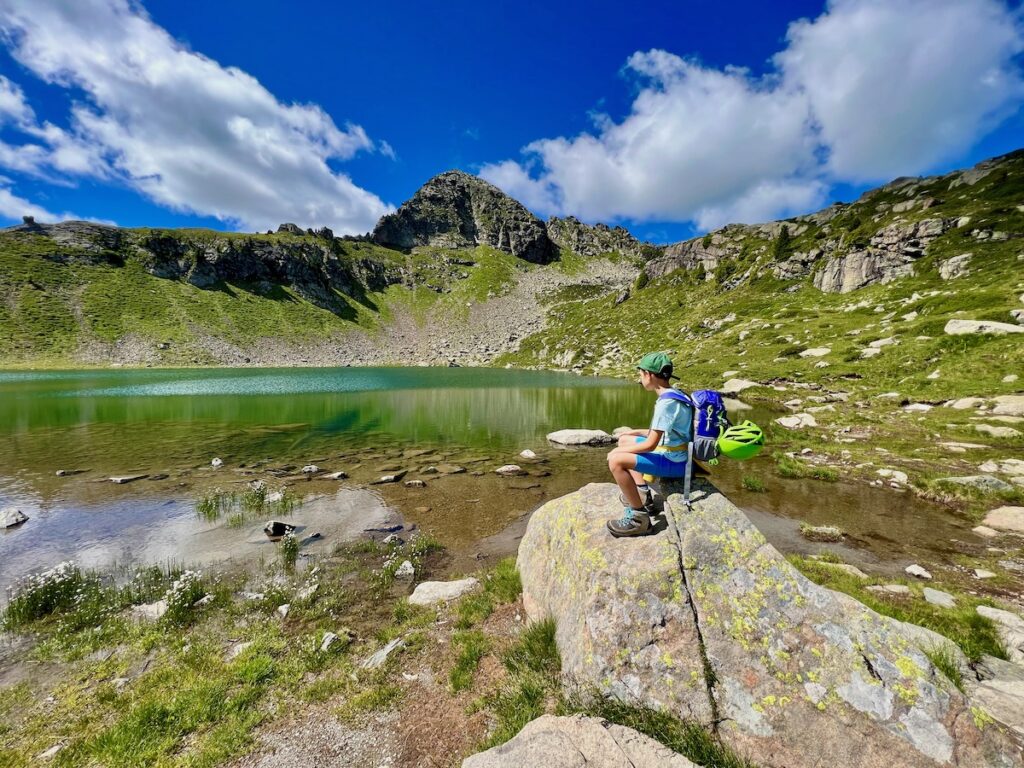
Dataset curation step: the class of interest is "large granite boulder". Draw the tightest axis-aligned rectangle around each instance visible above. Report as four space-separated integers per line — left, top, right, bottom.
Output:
517 482 1022 768
462 714 697 767
372 170 555 263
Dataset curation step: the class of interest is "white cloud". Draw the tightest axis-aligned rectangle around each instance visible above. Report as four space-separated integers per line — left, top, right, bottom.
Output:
779 0 1024 181
0 74 33 124
0 0 392 234
481 0 1024 229
0 177 71 222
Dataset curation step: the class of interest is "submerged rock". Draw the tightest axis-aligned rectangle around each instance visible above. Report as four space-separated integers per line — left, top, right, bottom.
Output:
462 714 698 768
517 482 1022 767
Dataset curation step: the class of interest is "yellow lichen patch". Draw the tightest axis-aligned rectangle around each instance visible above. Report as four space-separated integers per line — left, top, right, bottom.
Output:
971 706 994 730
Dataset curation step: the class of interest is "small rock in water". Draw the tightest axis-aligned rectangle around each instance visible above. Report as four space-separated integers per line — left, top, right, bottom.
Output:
301 464 320 474
394 560 415 579
519 449 537 459
365 524 403 533
876 468 908 484
324 470 348 480
109 474 148 484
264 520 296 540
905 564 932 580
923 587 956 608
404 479 426 488
211 458 223 468
1 507 28 528
800 524 844 542
421 466 439 475
373 471 407 484
495 464 523 476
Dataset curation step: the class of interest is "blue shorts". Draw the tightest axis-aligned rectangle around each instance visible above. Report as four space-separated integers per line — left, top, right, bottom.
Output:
633 436 688 478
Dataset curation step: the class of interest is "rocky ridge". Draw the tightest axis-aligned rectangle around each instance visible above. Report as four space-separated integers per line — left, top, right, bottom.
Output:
647 149 1023 293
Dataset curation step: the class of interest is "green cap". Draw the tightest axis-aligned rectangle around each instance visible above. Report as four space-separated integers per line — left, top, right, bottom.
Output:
637 351 678 380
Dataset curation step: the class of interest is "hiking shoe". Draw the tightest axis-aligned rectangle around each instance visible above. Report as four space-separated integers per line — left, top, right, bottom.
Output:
607 508 651 537
619 487 655 512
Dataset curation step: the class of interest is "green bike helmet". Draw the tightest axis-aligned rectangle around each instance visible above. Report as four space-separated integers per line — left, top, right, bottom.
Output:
717 420 765 460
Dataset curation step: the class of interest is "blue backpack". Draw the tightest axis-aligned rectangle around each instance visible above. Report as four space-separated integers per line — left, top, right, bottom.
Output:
656 388 730 462
690 389 731 463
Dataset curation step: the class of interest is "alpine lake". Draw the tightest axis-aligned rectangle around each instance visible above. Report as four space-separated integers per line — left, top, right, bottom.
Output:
0 366 982 594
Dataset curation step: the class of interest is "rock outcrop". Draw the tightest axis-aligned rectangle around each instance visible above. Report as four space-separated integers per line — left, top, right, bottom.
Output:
2 220 403 315
462 714 698 768
517 482 1023 768
546 216 653 261
372 170 555 263
812 218 950 293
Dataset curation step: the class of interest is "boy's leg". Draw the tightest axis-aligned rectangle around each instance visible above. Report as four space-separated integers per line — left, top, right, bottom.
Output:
607 450 643 509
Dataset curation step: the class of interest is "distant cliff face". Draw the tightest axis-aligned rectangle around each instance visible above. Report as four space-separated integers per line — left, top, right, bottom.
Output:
371 170 556 263
5 220 405 314
545 216 654 261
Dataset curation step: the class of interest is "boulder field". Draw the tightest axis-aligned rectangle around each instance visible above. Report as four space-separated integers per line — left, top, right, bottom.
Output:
509 482 1023 767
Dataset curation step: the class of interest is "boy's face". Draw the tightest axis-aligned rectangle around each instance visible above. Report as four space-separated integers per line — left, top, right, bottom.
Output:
638 370 655 390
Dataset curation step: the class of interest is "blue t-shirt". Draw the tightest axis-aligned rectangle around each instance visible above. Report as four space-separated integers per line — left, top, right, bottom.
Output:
649 396 693 463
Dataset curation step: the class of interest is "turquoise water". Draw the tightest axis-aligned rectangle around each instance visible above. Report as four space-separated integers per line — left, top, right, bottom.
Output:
0 367 650 472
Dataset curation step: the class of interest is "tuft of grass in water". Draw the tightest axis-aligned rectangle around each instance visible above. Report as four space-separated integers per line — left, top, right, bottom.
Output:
196 488 235 521
741 475 765 492
450 630 490 692
502 618 560 677
789 555 1007 662
198 485 298 527
926 645 965 693
280 532 299 571
483 557 522 603
564 696 756 768
775 455 838 482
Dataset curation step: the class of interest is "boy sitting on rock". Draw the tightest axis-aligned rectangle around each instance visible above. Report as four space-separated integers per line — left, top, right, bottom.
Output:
606 352 692 537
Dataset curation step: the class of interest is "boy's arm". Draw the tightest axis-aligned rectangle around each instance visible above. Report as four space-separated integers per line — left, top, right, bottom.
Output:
620 429 663 453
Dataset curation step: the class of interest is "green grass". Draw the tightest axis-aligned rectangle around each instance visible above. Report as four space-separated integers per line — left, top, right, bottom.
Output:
476 618 562 749
741 475 766 492
563 697 757 768
449 630 490 692
789 555 1007 662
502 618 560 677
484 557 522 603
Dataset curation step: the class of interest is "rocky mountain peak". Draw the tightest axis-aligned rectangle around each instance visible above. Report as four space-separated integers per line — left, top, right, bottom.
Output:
371 170 555 263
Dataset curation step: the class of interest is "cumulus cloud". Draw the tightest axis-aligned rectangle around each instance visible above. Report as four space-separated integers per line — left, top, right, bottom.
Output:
0 0 392 233
0 175 81 221
481 0 1024 229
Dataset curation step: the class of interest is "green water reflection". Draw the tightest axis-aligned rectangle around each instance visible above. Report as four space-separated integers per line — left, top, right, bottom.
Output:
0 367 650 473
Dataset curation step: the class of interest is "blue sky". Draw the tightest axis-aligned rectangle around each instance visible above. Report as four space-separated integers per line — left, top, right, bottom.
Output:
0 0 1022 244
